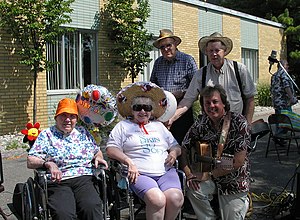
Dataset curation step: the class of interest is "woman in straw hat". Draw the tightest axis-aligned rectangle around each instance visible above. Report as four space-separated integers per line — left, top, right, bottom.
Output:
106 82 183 220
27 98 108 220
169 32 256 127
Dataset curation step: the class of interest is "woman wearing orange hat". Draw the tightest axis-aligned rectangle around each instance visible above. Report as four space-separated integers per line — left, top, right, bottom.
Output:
27 98 108 220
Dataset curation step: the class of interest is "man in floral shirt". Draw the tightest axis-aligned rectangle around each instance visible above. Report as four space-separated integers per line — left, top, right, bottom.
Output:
27 98 108 220
180 85 251 220
271 59 298 114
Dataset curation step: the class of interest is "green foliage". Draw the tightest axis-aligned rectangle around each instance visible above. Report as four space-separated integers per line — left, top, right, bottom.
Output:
5 139 28 151
103 0 153 82
192 100 201 119
0 0 74 73
256 83 272 107
0 0 74 123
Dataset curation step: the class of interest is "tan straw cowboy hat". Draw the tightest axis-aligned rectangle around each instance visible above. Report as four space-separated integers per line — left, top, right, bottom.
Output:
116 82 167 119
198 32 233 56
153 29 182 49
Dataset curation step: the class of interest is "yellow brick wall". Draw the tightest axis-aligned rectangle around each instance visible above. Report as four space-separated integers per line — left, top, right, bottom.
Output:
223 14 241 61
258 23 285 84
0 1 285 135
0 30 48 135
99 0 138 94
173 0 200 67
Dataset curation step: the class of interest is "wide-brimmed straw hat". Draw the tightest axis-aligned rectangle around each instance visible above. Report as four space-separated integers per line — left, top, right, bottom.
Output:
198 32 233 56
116 82 167 119
153 29 182 49
55 98 78 118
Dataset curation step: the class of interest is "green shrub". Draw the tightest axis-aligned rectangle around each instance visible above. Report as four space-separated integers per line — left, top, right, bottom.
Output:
5 139 28 150
192 100 201 119
256 83 272 107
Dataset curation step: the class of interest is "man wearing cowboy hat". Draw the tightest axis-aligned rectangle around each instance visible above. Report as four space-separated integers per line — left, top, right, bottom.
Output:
169 32 256 126
150 29 198 144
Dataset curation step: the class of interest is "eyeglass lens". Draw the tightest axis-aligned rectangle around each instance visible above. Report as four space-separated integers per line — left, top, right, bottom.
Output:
132 104 153 112
159 43 172 50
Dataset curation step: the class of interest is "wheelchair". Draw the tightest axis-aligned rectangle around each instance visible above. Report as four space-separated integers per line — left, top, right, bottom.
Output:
20 165 108 220
106 159 186 220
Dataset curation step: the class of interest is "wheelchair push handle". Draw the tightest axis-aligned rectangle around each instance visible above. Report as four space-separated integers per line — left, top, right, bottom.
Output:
91 158 108 169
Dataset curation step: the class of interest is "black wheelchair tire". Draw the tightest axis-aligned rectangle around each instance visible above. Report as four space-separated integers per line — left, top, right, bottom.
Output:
107 170 121 220
22 177 39 220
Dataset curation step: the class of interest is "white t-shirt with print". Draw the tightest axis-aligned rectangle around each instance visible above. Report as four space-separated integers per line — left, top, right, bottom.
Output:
106 120 178 176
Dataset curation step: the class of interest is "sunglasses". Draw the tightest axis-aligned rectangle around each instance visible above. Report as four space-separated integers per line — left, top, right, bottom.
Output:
132 104 153 112
159 43 173 50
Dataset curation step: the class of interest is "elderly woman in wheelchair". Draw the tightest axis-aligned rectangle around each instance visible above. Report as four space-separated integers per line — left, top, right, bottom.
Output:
106 82 184 220
27 98 108 220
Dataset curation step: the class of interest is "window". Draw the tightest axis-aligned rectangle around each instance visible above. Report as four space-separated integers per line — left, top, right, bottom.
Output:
46 31 97 91
141 47 161 81
242 48 258 83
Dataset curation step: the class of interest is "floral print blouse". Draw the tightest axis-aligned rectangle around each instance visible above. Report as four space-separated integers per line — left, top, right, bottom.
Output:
28 125 99 180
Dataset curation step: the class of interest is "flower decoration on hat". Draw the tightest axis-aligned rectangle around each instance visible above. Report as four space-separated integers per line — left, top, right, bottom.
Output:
116 82 167 119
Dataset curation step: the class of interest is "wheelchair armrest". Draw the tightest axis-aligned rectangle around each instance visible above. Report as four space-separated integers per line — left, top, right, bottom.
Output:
109 159 128 176
176 169 187 196
93 165 107 181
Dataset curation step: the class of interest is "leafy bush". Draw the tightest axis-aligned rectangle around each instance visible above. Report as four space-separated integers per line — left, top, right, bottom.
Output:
193 100 201 119
256 83 272 107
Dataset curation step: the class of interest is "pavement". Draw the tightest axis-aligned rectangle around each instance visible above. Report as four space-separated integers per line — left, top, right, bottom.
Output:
0 106 300 220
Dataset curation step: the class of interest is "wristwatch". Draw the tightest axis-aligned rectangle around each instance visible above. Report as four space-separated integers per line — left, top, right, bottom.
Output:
42 161 48 169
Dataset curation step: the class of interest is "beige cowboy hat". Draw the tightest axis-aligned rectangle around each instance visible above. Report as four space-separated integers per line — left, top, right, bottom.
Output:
116 82 167 119
198 32 233 56
153 29 182 49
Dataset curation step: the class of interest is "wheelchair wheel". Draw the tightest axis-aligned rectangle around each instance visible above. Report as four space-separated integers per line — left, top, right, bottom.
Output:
22 177 39 220
107 169 122 220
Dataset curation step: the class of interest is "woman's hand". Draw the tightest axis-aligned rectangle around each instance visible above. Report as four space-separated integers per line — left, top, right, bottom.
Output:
127 163 139 184
44 161 63 183
93 156 108 169
165 153 176 166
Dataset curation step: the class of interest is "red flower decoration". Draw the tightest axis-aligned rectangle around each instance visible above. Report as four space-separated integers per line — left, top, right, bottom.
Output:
21 122 41 141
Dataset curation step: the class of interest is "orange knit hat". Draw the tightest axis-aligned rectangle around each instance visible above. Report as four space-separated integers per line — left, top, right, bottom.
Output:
55 98 78 118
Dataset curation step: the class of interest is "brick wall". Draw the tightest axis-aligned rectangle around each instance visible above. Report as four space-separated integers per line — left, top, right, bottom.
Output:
223 14 241 61
173 0 200 67
0 30 48 135
258 23 285 84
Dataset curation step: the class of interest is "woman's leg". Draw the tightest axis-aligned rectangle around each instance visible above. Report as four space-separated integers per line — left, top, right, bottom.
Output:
157 168 184 220
47 181 77 220
163 188 184 220
131 175 166 220
144 188 166 220
72 176 103 220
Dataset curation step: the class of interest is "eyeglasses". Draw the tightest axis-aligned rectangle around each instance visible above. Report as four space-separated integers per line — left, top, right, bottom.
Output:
159 43 173 50
132 104 153 112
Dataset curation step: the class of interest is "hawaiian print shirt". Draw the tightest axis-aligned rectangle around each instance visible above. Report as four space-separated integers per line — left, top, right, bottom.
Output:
271 67 295 110
28 125 99 180
182 112 251 195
